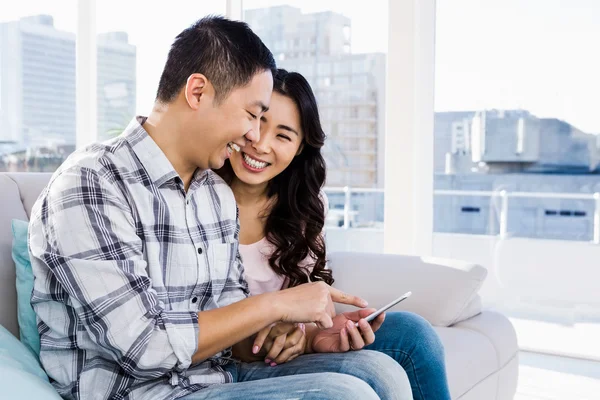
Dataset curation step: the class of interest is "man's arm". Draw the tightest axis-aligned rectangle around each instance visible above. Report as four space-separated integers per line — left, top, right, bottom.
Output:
30 168 366 376
30 167 205 379
195 298 274 363
192 282 366 363
29 168 284 376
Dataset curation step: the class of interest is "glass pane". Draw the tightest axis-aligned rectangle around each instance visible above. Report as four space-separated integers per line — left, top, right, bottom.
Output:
0 1 77 172
434 0 599 242
434 0 600 358
244 1 387 191
244 1 388 253
95 1 227 140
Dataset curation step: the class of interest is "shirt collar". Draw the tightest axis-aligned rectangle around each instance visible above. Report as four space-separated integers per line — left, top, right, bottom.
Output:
122 116 215 191
121 116 181 188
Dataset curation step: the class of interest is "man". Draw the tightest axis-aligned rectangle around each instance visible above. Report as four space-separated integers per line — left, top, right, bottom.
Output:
29 16 408 400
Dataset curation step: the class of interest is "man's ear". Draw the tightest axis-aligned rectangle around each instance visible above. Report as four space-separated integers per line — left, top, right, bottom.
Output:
185 73 210 110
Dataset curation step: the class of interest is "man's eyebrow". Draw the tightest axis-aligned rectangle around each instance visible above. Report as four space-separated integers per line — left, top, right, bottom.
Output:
278 124 299 136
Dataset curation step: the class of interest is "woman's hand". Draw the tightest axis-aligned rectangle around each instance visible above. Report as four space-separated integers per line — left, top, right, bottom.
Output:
311 309 385 353
253 322 307 365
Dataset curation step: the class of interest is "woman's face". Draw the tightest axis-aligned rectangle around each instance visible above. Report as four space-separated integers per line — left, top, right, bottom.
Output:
229 92 304 186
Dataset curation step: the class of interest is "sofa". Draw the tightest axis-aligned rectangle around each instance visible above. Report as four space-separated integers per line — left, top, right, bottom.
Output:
0 172 518 399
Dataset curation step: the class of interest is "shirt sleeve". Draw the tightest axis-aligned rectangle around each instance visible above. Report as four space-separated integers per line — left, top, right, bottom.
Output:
29 166 199 380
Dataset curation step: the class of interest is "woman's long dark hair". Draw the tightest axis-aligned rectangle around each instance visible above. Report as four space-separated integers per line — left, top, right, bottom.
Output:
218 69 333 287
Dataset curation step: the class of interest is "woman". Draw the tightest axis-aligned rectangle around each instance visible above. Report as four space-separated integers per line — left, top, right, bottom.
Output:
217 69 451 400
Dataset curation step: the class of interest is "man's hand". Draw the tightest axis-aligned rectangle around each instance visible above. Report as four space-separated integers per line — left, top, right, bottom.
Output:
252 322 307 365
274 282 368 329
311 309 385 353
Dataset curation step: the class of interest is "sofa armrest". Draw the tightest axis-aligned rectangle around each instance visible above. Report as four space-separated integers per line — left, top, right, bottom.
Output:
328 252 487 327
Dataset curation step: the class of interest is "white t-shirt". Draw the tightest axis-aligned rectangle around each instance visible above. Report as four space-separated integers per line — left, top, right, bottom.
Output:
239 193 328 295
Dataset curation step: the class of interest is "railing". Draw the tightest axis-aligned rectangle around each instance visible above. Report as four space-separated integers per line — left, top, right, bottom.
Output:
324 186 383 229
323 186 600 244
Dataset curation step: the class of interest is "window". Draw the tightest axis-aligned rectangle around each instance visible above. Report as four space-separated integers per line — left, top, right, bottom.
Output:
431 0 600 358
343 25 351 41
352 74 368 86
95 1 226 139
0 2 77 172
545 209 587 218
0 1 229 172
334 61 350 75
433 0 599 242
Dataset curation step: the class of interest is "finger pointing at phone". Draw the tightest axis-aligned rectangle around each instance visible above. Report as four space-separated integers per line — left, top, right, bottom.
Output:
274 282 369 329
328 286 369 308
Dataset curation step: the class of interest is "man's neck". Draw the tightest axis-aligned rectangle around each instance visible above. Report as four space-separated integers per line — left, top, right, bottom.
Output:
144 106 198 190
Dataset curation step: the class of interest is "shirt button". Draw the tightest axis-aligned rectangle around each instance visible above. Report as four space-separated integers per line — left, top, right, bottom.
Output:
197 247 203 255
191 297 198 304
186 199 190 205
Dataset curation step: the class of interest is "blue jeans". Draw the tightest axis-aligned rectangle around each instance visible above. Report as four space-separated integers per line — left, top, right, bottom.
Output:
181 350 412 400
365 311 452 400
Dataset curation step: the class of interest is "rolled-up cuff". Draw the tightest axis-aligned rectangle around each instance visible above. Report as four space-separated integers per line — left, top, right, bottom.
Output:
161 310 199 371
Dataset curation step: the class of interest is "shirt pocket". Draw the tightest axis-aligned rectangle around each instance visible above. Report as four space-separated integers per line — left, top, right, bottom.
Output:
207 242 236 291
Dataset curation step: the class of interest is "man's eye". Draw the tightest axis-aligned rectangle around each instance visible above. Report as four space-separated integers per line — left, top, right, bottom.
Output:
247 111 257 119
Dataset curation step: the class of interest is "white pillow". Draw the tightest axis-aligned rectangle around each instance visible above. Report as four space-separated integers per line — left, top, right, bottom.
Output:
329 252 487 327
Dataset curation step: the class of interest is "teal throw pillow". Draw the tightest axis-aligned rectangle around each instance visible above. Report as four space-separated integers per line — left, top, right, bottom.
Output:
11 219 40 357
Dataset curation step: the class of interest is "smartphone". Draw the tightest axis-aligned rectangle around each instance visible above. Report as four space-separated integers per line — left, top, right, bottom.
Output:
355 291 412 327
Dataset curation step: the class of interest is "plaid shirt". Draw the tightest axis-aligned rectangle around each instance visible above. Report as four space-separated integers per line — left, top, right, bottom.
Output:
29 117 249 400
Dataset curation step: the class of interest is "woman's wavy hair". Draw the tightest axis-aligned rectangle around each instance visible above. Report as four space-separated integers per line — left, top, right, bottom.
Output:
218 68 332 287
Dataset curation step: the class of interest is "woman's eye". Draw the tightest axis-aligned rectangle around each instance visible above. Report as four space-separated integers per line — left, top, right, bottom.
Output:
278 134 291 141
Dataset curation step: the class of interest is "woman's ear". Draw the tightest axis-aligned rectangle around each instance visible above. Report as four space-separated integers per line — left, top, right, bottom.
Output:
296 143 305 156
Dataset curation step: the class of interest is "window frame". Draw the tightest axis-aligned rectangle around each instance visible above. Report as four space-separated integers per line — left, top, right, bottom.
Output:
77 0 437 256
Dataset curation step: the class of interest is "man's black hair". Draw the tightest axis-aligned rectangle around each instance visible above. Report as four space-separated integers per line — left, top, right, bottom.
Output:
156 16 277 104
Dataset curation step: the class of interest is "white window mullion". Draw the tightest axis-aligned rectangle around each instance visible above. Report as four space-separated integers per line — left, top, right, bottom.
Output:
384 0 436 256
226 0 244 21
76 0 97 148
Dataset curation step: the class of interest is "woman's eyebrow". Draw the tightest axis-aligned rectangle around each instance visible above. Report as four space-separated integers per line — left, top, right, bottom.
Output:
277 124 299 136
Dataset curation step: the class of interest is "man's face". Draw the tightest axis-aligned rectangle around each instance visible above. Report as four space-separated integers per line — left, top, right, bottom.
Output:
186 70 273 170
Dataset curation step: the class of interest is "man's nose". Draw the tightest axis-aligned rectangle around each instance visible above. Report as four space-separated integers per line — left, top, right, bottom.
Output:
244 119 261 143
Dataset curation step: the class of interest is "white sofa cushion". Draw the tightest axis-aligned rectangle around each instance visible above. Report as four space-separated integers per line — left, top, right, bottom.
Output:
0 175 29 337
329 252 487 327
435 310 519 399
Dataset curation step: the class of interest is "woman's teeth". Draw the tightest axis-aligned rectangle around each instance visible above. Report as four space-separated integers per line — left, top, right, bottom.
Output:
243 153 269 169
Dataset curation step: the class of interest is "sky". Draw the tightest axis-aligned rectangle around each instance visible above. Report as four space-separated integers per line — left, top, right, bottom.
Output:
435 0 600 133
1 0 598 132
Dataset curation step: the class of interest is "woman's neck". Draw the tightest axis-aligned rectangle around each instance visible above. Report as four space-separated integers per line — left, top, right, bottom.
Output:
230 178 269 208
230 178 272 245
